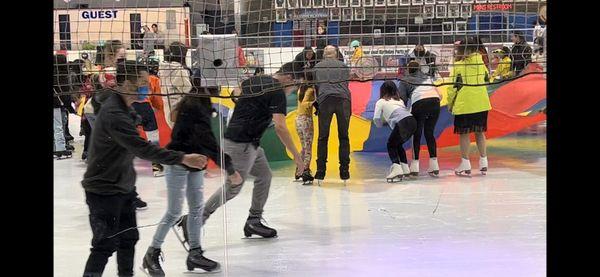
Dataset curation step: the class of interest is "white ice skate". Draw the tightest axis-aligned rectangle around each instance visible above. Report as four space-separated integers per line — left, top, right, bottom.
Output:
479 156 488 175
400 163 411 180
409 160 419 178
386 163 404 183
454 158 472 177
428 158 440 177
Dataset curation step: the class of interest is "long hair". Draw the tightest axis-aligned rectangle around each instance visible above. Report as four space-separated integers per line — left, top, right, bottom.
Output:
165 42 188 66
298 70 314 102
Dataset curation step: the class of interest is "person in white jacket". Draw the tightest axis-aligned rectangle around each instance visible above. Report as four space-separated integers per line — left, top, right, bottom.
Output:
373 81 417 182
159 42 193 129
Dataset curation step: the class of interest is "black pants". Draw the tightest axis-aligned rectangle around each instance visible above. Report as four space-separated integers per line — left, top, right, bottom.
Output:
83 191 139 276
388 116 417 164
316 97 351 172
82 118 92 153
61 108 73 141
411 98 440 159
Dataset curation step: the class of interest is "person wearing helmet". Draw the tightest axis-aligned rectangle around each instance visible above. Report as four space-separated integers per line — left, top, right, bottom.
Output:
491 47 513 81
350 40 364 67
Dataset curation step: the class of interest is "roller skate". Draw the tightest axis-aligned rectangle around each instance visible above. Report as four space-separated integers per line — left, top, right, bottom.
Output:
428 158 440 177
386 163 403 183
479 156 488 175
454 158 472 177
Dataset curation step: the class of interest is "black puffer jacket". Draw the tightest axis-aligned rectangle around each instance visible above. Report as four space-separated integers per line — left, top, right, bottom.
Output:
167 96 235 175
510 41 532 75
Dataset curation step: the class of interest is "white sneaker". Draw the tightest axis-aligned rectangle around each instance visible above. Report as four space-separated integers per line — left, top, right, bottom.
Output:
454 158 472 176
386 163 403 182
409 160 419 178
428 158 440 177
479 156 488 175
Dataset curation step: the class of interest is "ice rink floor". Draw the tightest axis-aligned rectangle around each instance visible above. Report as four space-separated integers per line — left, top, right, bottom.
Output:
54 116 546 277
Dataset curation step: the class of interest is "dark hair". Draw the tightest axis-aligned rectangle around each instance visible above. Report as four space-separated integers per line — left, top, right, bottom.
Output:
379 80 400 101
298 70 314 102
152 23 158 28
165 42 188 65
455 37 479 60
277 62 297 77
303 46 315 59
254 67 264 76
407 61 420 74
116 60 149 86
513 31 525 42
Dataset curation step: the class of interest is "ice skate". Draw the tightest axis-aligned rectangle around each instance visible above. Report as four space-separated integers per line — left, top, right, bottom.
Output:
152 163 165 177
186 247 221 273
301 170 314 185
141 247 165 277
294 167 302 182
172 215 190 251
134 197 148 210
479 156 488 175
400 163 411 180
314 170 325 186
54 150 72 160
409 160 419 178
428 158 440 177
340 167 349 186
244 216 278 238
454 158 472 177
386 163 403 183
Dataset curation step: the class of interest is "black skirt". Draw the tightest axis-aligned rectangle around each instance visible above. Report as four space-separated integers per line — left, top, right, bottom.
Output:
453 111 488 134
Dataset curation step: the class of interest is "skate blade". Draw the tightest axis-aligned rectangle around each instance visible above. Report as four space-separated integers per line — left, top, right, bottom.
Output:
428 171 440 178
139 266 164 277
480 168 488 175
242 234 278 239
302 181 313 185
454 170 472 177
184 268 222 274
136 206 149 211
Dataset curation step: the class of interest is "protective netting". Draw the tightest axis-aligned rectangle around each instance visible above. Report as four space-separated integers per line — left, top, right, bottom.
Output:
53 0 547 102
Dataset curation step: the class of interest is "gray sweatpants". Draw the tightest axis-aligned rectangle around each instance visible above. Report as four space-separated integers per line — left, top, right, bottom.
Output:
203 139 273 220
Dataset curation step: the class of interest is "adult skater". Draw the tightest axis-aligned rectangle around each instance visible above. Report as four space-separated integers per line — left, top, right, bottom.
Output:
408 44 437 77
315 24 328 61
53 54 73 158
510 31 533 76
81 61 208 277
447 38 492 176
142 85 242 276
313 45 352 183
199 61 304 238
373 81 417 182
399 61 442 177
293 46 317 71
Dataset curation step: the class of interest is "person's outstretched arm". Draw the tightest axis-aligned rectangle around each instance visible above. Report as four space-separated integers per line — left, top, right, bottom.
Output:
272 113 304 175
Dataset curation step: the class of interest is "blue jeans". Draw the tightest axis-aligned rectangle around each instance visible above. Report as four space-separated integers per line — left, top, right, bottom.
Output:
53 108 66 152
151 165 205 249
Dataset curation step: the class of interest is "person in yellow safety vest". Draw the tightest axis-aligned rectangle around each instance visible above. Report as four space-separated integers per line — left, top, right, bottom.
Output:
490 47 513 81
447 38 492 177
350 40 363 67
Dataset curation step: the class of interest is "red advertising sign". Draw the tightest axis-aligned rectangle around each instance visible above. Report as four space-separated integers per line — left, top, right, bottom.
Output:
473 4 513 12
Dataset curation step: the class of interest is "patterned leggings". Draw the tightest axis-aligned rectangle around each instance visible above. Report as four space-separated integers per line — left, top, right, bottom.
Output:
295 115 314 170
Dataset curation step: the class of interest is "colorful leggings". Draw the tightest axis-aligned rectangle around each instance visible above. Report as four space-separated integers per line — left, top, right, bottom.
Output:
295 114 314 170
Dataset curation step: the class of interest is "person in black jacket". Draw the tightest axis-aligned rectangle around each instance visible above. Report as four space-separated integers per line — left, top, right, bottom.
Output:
293 46 317 71
510 31 533 75
316 24 328 61
81 61 208 277
142 85 242 275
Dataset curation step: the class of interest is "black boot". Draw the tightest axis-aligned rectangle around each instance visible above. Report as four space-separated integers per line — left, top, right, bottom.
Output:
314 170 325 180
54 150 72 159
134 197 148 210
340 166 350 181
187 247 220 272
244 216 277 238
142 247 165 277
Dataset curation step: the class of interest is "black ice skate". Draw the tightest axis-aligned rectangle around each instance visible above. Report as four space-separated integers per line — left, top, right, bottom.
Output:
314 170 325 186
172 215 190 251
301 170 314 185
65 144 75 151
244 216 277 238
340 167 350 186
186 247 220 273
141 247 165 277
134 197 148 210
54 150 72 159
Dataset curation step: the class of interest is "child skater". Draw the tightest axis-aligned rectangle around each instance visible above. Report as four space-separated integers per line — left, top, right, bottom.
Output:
373 81 417 182
294 71 316 184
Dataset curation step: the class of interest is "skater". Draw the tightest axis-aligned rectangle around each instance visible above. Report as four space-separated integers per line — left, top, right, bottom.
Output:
159 41 193 129
199 61 304 239
98 40 125 89
53 54 73 159
294 71 316 184
373 81 417 182
490 47 513 81
313 45 352 184
408 44 437 77
399 61 442 177
447 38 492 176
510 31 533 76
315 24 328 61
143 86 242 276
81 61 208 277
293 46 317 71
349 40 364 67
